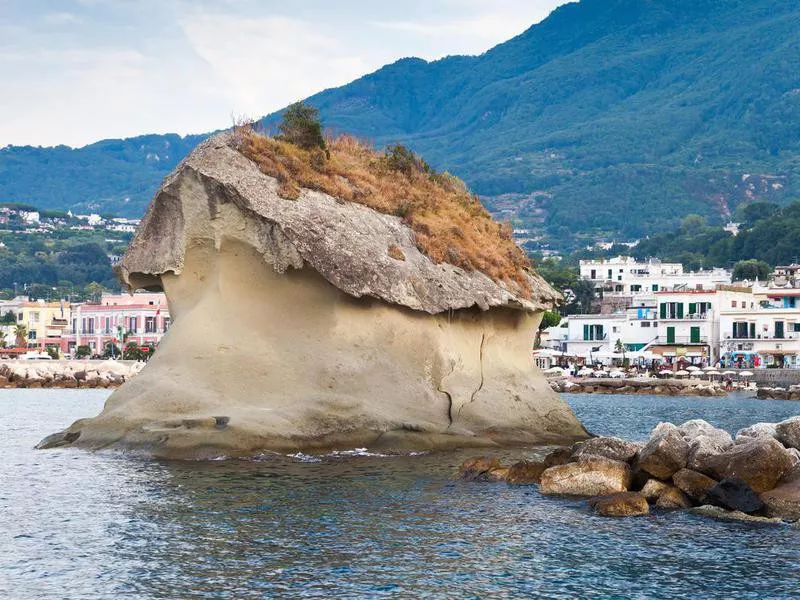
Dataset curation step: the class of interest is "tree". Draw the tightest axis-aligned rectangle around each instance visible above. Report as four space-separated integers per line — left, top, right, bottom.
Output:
539 310 562 330
75 345 92 359
535 309 563 348
123 342 141 361
570 279 597 314
14 324 27 348
45 345 60 359
0 331 6 348
85 282 106 303
277 102 326 151
732 259 771 282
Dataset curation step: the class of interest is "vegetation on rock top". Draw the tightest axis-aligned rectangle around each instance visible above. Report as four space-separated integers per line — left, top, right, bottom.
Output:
234 111 532 296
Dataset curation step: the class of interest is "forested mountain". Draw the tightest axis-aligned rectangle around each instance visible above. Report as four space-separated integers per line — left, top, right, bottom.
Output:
2 0 799 240
0 134 205 217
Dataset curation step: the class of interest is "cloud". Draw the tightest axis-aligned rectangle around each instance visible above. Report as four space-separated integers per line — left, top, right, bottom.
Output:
178 13 377 118
0 0 569 147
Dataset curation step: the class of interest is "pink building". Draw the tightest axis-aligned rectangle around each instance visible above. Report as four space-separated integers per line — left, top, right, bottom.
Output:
64 292 171 355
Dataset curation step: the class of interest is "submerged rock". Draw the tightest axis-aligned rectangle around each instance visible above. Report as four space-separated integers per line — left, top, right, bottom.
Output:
589 492 649 517
457 456 508 482
37 133 587 458
540 456 631 497
506 460 548 485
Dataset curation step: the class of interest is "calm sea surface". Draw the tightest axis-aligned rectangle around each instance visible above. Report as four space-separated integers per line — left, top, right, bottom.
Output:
1 389 800 599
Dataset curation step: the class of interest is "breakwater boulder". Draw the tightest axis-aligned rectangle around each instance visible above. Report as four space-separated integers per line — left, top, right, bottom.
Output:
38 132 587 458
549 377 726 396
0 360 142 389
457 416 800 524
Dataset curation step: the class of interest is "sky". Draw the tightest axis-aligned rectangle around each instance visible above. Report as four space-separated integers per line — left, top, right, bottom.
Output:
0 0 570 148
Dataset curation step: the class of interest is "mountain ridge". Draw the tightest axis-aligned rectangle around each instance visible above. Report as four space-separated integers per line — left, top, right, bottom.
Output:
2 0 799 243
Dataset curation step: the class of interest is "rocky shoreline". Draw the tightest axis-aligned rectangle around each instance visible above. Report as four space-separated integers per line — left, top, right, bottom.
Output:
757 386 800 401
548 377 728 396
458 416 800 526
0 360 143 389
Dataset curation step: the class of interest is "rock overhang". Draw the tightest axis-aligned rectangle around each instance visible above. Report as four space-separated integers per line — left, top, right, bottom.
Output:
118 133 560 315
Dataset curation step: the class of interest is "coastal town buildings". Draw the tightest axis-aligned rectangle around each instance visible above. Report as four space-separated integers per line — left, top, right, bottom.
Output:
546 258 800 369
579 257 731 297
63 292 171 356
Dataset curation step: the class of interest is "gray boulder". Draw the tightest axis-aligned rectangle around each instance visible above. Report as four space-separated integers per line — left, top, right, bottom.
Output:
678 419 733 471
734 422 777 444
635 423 691 480
775 416 800 450
571 436 643 463
704 437 794 493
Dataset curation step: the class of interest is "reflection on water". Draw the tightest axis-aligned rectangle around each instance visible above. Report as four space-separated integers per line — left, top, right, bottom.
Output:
1 390 799 599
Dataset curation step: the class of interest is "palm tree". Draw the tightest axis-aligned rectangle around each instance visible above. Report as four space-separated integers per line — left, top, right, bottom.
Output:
0 330 6 348
14 324 28 348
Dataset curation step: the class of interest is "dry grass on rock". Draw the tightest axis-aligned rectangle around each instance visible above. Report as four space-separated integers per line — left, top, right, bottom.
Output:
234 127 532 296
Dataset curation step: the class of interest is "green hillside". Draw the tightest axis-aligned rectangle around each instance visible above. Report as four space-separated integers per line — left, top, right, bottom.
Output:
2 0 799 239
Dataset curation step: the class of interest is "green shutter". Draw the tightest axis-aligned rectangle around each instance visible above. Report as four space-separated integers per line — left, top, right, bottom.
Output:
690 327 700 343
584 324 589 340
652 284 659 291
598 325 604 340
660 303 666 319
667 326 675 344
689 303 697 315
677 303 684 319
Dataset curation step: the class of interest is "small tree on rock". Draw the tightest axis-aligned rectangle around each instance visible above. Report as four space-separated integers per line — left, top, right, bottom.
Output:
278 102 326 151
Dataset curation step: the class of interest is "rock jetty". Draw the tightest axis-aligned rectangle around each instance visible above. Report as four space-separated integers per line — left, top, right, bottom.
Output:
757 385 800 400
0 360 142 389
38 132 588 458
549 377 727 396
457 415 800 525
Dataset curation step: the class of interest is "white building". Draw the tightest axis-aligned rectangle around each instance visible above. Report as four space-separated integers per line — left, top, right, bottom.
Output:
579 256 731 297
718 286 800 368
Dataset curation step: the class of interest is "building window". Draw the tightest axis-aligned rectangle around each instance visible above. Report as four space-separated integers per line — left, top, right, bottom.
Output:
631 285 641 292
641 322 651 328
583 324 604 341
652 284 659 291
28 331 36 340
732 301 737 308
163 317 171 332
30 311 39 323
145 316 157 333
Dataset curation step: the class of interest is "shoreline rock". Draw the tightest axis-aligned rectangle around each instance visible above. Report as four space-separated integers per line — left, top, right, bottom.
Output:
457 415 800 527
549 377 727 397
0 360 142 389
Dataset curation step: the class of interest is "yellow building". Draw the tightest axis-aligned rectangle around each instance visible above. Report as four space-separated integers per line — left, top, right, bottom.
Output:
17 300 71 352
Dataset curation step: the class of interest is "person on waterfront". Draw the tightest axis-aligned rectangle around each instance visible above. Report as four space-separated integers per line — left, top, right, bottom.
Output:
725 376 733 391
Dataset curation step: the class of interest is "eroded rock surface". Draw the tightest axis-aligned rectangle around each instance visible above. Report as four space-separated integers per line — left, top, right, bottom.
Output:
704 437 794 493
589 492 649 517
38 134 586 458
571 437 642 463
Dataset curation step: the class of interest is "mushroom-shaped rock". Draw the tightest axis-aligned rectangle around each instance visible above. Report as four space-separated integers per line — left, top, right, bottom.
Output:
37 133 586 458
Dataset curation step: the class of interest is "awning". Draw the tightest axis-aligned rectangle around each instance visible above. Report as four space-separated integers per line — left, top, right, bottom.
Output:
759 349 798 356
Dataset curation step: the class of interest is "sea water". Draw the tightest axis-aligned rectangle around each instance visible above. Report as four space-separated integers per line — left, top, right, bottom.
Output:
1 389 799 599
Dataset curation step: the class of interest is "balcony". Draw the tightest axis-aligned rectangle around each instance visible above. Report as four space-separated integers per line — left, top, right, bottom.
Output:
660 313 712 321
652 335 709 345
